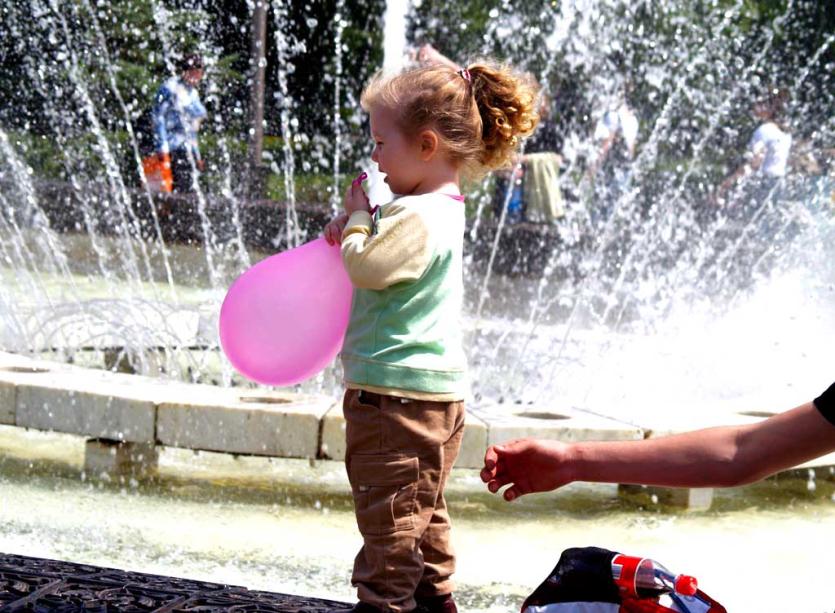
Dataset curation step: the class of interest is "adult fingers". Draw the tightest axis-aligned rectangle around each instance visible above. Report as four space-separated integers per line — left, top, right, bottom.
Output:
487 478 506 494
482 446 500 474
504 485 524 502
486 465 512 490
503 475 535 501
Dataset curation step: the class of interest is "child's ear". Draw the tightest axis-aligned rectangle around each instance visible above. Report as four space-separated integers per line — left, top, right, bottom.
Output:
419 129 439 161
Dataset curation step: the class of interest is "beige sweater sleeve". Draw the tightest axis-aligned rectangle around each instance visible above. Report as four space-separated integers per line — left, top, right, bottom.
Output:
340 203 433 290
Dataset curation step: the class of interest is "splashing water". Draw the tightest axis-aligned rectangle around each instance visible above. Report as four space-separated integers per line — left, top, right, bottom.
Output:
0 0 832 418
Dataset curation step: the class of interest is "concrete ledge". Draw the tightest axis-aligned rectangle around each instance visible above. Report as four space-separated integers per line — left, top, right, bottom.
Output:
84 438 160 478
0 361 161 443
0 379 14 425
15 375 158 443
457 412 488 469
2 349 831 491
0 357 74 425
476 403 643 446
157 388 334 458
319 402 346 461
319 402 489 469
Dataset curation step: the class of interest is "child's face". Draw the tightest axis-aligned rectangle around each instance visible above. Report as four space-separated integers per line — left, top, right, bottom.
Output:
369 105 424 195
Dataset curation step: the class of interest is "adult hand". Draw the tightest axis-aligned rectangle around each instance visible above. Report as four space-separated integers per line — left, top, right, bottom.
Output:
481 438 573 501
343 181 370 216
323 212 349 246
196 158 206 172
416 44 437 64
414 43 460 70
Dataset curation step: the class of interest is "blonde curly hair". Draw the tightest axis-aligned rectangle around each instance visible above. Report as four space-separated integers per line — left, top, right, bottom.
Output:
361 60 539 176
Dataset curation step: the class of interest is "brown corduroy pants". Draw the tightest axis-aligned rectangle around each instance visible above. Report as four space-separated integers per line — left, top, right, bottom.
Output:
343 389 465 613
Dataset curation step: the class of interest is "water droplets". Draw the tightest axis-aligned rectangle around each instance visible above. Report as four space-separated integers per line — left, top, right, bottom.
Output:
806 468 816 492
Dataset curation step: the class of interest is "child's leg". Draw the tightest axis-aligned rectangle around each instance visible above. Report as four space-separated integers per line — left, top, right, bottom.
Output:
415 408 464 599
343 390 464 613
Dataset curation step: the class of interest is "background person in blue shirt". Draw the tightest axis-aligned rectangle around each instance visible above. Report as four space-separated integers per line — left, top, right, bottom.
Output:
152 53 207 193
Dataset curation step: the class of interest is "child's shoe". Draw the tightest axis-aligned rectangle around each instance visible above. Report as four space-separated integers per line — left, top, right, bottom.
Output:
415 594 458 613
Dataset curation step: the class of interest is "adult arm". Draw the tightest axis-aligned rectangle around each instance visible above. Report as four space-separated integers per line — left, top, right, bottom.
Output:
482 392 835 501
415 44 460 70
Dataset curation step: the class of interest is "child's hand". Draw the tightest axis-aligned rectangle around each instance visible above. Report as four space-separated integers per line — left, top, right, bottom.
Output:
323 212 349 245
343 179 371 216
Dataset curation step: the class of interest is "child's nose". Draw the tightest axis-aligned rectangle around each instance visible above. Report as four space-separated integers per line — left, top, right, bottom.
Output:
371 147 379 163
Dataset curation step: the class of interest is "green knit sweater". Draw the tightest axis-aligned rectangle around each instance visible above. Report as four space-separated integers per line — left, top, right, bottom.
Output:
339 192 468 400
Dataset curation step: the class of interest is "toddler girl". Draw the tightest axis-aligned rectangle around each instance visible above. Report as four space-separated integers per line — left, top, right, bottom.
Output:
323 60 538 613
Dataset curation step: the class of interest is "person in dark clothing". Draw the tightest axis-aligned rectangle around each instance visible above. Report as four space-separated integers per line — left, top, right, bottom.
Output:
518 92 565 223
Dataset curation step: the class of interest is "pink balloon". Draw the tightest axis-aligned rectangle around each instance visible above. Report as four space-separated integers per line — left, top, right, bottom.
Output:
219 237 353 386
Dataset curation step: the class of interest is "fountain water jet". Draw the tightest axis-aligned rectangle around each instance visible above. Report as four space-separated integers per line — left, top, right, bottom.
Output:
0 0 832 407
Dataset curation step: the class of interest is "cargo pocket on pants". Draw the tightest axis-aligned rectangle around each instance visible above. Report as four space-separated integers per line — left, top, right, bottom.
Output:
349 453 420 536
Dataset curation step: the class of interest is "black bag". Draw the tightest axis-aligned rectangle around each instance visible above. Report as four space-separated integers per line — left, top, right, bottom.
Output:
522 547 726 613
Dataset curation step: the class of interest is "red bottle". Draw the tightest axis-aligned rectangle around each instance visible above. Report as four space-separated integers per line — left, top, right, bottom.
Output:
611 554 698 599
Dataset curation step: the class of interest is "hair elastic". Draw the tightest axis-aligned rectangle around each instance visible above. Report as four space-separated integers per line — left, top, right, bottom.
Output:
457 68 471 83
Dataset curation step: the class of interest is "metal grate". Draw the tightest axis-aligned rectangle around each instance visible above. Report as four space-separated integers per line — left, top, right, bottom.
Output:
0 552 348 612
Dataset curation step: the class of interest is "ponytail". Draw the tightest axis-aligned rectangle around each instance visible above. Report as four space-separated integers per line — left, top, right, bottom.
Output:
468 62 539 170
361 60 539 175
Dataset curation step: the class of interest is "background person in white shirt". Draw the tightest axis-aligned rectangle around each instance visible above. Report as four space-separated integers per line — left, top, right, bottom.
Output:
586 89 639 226
714 87 791 213
591 99 639 168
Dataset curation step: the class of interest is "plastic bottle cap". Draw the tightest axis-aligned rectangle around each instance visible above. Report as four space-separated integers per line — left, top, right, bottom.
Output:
674 574 698 597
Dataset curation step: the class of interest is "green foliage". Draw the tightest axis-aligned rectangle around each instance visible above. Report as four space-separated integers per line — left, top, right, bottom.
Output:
410 0 495 60
7 133 66 180
2 0 831 208
265 172 335 205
